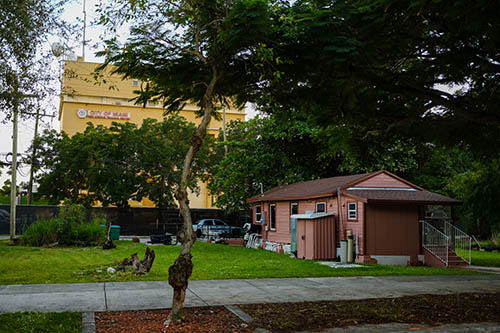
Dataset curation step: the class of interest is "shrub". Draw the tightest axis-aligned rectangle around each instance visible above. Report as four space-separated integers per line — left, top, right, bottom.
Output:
21 204 106 247
21 218 60 247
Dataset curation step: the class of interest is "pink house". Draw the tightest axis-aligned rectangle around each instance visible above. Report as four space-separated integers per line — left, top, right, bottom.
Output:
247 170 464 266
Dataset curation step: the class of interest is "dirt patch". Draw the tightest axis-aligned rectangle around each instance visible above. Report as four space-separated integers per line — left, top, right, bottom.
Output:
240 292 500 332
95 307 252 333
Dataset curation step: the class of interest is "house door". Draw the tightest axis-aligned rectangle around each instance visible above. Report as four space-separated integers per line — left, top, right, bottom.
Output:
366 204 420 255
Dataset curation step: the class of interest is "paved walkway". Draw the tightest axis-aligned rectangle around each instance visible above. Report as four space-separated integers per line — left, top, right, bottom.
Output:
1 275 500 313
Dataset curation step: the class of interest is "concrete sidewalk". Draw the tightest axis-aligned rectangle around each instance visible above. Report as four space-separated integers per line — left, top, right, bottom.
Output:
1 275 500 313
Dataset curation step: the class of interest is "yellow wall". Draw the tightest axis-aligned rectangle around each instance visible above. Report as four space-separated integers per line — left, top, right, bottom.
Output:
59 60 245 209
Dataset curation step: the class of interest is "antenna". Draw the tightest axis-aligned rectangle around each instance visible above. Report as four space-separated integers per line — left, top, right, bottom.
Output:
82 0 86 59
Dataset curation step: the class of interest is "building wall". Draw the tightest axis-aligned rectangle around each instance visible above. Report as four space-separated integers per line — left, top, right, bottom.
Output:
60 60 245 209
254 195 366 256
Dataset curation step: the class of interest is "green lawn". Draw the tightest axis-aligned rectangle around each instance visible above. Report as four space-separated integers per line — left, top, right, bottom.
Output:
0 240 482 285
0 312 81 333
471 249 500 267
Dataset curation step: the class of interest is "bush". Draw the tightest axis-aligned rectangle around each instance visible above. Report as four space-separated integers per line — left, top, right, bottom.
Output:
21 204 106 247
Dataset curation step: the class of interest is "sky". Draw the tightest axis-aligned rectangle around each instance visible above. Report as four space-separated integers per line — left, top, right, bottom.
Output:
0 0 257 188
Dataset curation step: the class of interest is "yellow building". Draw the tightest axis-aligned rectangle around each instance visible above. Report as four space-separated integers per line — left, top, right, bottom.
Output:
59 58 245 209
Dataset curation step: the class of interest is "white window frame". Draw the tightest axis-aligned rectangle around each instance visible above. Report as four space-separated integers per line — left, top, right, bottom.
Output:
348 202 357 220
269 204 276 230
290 203 298 216
316 202 326 213
132 79 139 87
255 205 261 223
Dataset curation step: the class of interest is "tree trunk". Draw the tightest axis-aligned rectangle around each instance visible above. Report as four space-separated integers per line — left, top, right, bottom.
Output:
165 65 218 326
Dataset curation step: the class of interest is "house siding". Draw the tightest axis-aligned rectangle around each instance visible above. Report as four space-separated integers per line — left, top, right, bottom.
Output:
267 201 292 244
355 173 413 188
338 196 365 256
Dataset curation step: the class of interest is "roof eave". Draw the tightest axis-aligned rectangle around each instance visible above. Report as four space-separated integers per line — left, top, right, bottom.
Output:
247 191 337 203
366 199 463 206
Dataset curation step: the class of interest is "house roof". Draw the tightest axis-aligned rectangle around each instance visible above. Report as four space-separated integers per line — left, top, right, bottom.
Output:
344 189 462 206
247 172 372 203
247 170 461 205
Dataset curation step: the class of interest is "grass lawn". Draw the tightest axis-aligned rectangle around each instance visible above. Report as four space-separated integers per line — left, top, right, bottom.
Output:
0 312 81 333
0 240 482 285
471 249 500 267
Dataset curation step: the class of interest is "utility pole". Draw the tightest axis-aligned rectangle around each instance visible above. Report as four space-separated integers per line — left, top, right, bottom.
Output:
27 107 40 205
9 85 19 240
9 74 38 240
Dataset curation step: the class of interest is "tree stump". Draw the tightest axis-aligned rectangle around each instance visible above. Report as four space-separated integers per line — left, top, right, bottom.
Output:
118 247 155 273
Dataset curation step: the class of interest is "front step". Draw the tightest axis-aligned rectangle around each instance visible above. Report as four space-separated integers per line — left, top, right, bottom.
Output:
448 256 468 266
447 250 468 266
423 248 469 267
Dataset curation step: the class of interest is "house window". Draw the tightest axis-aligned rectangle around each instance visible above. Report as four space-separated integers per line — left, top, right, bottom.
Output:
132 79 139 87
255 205 261 223
348 202 357 220
290 203 298 215
316 202 326 213
270 204 276 230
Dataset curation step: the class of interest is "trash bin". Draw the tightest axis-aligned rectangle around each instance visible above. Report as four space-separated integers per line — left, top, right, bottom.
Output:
110 225 120 241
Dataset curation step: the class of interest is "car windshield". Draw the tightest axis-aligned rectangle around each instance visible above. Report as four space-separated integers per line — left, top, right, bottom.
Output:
201 220 214 226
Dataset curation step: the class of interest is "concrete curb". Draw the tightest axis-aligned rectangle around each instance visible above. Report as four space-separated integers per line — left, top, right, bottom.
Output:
224 305 271 333
225 305 254 323
82 312 95 333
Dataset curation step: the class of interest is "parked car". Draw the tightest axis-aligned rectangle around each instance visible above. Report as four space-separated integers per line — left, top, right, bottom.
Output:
193 219 242 238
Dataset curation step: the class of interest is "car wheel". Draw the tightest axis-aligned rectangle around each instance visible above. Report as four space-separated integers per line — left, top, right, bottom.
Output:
196 229 202 238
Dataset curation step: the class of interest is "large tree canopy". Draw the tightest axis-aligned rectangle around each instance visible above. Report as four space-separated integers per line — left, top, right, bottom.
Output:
254 0 500 156
30 116 212 208
208 115 420 212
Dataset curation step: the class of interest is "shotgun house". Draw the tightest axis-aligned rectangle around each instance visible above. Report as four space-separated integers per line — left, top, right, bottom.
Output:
247 170 468 267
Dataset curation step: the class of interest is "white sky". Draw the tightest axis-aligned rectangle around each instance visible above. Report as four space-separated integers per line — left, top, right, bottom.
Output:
0 0 257 187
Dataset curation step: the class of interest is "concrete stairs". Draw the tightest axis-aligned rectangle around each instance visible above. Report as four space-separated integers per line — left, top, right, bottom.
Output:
447 249 468 267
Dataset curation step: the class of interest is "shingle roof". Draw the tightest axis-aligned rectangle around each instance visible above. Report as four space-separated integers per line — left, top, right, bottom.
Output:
247 170 461 205
247 172 373 203
345 189 462 205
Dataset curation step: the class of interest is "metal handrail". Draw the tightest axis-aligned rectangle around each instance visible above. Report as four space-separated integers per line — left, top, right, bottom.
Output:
444 221 471 265
421 220 449 266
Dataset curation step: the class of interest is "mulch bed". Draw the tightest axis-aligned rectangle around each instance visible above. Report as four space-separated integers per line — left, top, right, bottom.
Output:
95 307 252 333
240 292 500 332
95 293 500 332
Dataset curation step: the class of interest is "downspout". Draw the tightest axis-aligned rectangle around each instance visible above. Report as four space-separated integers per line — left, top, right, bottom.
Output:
337 187 343 242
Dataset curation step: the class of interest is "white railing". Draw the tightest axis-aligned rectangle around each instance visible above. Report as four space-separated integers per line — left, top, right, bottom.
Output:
444 221 471 265
421 220 449 266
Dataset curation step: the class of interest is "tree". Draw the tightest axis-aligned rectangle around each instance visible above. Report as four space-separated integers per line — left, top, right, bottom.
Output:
253 0 500 156
446 156 500 239
97 0 271 323
0 0 71 122
134 117 213 208
208 116 336 212
30 116 210 208
208 115 420 213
